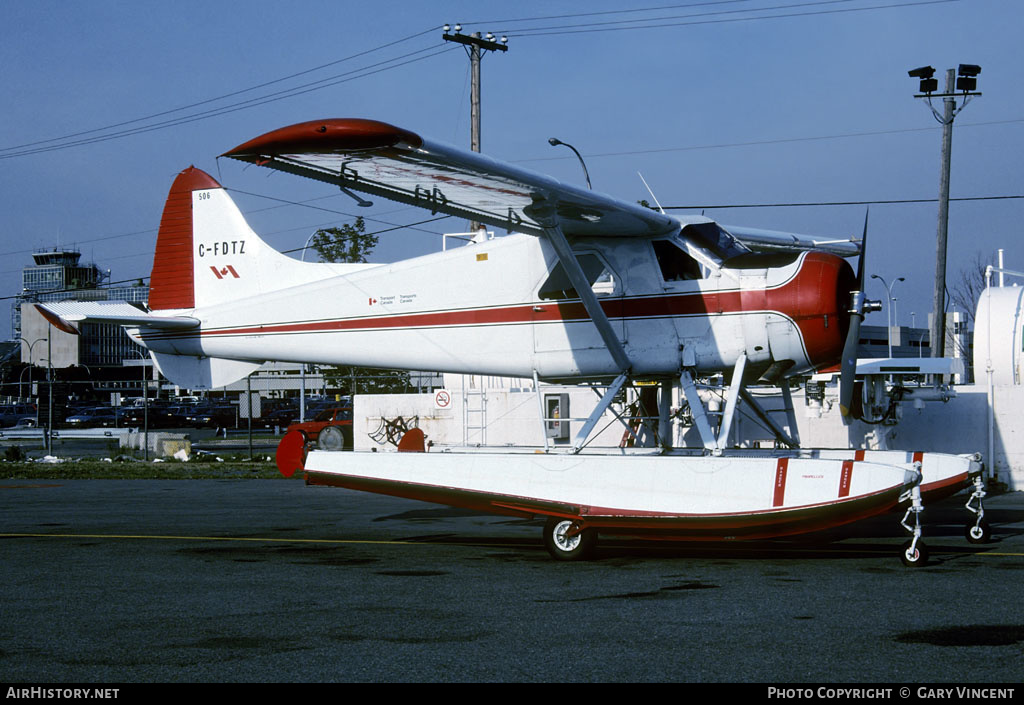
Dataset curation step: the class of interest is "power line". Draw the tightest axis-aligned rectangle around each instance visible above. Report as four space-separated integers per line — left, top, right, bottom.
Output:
0 26 441 156
465 0 759 25
224 188 450 238
0 185 450 265
1 40 455 160
0 1 971 160
0 192 1016 301
494 0 865 33
277 215 452 257
514 118 1024 163
664 195 1024 209
0 277 149 304
493 0 961 36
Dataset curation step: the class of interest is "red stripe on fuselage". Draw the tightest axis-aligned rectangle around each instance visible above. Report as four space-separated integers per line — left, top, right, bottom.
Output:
142 251 849 369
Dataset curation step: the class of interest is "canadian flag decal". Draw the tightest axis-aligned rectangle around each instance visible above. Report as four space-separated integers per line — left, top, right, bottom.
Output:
210 265 240 279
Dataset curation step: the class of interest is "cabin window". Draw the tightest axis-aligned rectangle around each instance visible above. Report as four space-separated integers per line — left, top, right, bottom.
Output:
539 253 616 300
652 239 702 281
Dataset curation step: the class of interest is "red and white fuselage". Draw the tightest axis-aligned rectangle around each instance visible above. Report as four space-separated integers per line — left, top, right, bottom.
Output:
127 167 853 389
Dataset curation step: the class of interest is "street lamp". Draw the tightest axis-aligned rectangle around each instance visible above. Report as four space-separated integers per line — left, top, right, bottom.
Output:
871 274 905 357
18 337 45 402
548 138 592 190
300 231 319 262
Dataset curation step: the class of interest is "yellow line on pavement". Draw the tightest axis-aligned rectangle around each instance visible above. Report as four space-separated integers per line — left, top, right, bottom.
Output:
0 532 427 546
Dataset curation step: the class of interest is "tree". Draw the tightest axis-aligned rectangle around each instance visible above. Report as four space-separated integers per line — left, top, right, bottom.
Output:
950 250 995 327
308 218 409 394
309 218 377 264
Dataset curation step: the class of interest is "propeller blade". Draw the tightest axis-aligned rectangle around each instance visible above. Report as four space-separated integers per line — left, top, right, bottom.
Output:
855 208 869 289
841 208 870 420
839 307 862 419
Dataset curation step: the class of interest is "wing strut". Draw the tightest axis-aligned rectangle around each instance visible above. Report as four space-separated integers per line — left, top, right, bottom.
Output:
681 354 801 454
680 369 717 452
540 221 632 455
541 224 632 373
572 373 630 453
739 388 800 449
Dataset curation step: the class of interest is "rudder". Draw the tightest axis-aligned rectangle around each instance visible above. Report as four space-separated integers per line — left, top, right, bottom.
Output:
148 166 220 310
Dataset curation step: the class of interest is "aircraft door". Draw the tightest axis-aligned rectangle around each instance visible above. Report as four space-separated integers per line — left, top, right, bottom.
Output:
533 252 625 364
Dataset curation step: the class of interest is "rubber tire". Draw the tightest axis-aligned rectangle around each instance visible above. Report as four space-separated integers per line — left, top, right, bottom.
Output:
317 425 346 451
544 517 597 561
900 539 929 567
966 520 991 544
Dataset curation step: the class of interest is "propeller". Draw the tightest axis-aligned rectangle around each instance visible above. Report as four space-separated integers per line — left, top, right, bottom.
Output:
839 210 881 420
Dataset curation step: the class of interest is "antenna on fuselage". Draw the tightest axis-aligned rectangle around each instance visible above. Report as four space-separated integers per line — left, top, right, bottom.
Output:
638 173 666 214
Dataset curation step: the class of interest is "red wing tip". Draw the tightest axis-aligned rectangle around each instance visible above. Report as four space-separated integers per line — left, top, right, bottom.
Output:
33 305 81 336
221 118 423 158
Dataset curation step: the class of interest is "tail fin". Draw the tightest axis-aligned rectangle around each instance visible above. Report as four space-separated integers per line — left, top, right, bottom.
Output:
148 166 216 310
149 166 349 312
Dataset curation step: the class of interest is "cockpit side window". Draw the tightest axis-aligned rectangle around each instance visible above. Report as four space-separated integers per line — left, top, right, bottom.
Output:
539 253 617 300
652 239 702 281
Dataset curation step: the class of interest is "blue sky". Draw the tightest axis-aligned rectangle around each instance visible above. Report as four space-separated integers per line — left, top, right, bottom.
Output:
1 0 1021 339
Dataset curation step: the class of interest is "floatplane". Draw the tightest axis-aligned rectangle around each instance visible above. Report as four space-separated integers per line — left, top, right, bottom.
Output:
37 118 985 563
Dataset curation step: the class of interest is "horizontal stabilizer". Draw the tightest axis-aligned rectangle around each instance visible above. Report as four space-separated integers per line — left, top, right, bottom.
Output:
150 352 262 390
34 302 199 332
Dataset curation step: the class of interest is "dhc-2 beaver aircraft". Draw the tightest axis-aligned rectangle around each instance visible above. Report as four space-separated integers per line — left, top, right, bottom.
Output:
37 119 985 563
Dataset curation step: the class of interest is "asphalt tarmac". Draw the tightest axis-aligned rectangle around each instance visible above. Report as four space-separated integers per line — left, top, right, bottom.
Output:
1 479 1023 683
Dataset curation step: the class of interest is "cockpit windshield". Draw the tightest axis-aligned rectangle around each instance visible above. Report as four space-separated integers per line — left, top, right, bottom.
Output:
679 222 749 261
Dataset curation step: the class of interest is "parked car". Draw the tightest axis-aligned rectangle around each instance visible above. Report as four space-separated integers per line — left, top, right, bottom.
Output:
261 407 300 429
0 403 37 427
286 407 353 450
186 403 237 429
64 407 126 428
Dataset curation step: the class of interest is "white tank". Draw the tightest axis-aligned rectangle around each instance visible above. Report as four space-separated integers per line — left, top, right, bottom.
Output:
974 285 1024 386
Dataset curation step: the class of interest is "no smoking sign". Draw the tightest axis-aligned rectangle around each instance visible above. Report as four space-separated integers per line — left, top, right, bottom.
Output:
434 389 452 409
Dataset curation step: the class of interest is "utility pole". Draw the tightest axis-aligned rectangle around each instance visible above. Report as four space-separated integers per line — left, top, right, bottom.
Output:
442 25 508 154
933 68 955 360
443 24 508 233
908 64 981 361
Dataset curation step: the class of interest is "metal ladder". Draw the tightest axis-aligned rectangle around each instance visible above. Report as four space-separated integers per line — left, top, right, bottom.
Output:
462 374 488 446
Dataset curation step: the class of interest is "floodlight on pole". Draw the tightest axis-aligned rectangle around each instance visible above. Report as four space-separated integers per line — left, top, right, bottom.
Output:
908 66 937 94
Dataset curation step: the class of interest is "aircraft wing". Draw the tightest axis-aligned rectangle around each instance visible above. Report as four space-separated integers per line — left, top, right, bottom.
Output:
222 118 679 239
34 301 199 334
